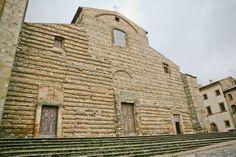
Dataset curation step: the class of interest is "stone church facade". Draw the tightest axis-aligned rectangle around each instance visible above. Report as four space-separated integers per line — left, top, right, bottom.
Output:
0 3 210 138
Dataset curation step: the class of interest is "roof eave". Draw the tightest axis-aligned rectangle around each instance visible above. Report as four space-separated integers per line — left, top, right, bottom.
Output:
199 81 220 91
71 7 83 24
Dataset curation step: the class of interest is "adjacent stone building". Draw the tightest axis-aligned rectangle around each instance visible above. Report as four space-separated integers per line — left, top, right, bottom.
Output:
222 83 236 130
200 77 236 132
0 4 209 138
0 0 28 125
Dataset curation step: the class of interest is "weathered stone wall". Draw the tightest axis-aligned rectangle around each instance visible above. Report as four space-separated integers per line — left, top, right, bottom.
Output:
0 0 28 126
1 23 115 138
0 0 5 17
77 8 193 135
220 77 236 91
181 74 211 133
1 7 199 137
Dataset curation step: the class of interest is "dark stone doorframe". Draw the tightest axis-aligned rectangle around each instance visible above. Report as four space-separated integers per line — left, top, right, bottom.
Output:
172 113 184 134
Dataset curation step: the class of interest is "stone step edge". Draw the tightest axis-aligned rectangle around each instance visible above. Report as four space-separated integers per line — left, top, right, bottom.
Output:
0 134 235 145
1 132 235 141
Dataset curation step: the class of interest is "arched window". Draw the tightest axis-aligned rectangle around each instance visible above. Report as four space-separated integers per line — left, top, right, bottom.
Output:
211 123 218 133
215 89 221 96
203 94 208 100
228 94 233 101
231 105 236 113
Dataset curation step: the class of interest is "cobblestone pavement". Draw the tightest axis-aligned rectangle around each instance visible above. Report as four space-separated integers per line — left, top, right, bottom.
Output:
183 143 236 157
159 140 236 157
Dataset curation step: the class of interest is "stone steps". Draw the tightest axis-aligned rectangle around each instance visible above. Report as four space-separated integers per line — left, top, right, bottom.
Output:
8 138 233 157
1 132 234 140
0 132 236 157
0 137 235 152
1 132 234 144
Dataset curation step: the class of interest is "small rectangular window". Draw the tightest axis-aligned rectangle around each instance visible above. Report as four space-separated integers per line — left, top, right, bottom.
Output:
219 102 226 112
206 106 212 115
224 120 231 127
215 89 221 96
203 94 208 100
115 17 120 22
163 63 170 74
228 94 233 101
114 29 126 47
53 36 64 49
231 105 236 113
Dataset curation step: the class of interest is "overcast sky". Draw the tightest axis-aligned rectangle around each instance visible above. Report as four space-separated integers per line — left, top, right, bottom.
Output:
25 0 236 85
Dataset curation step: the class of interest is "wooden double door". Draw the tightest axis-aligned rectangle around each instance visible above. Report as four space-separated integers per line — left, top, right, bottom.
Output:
121 103 135 135
39 106 58 138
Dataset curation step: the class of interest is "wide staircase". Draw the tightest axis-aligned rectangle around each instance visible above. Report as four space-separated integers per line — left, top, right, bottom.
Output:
0 132 236 157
